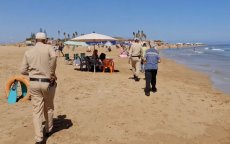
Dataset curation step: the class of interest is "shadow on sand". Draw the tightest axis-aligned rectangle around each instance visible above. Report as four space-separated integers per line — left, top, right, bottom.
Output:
74 67 120 73
43 115 73 144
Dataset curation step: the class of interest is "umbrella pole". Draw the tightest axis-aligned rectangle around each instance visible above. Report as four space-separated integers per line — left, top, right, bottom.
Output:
94 41 96 73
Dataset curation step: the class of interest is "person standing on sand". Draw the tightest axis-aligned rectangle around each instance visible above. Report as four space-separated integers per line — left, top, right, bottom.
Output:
140 43 148 72
129 38 142 81
86 46 91 52
193 47 196 51
143 44 160 96
58 42 64 57
20 32 57 144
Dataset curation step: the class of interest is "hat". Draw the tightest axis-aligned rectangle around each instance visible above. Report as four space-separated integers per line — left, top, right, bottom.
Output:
35 32 46 39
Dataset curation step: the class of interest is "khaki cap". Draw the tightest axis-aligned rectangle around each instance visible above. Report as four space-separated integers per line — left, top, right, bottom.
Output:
35 32 46 39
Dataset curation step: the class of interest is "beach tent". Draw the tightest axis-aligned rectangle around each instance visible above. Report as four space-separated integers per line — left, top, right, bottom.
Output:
64 41 88 46
72 32 117 43
117 41 132 46
104 41 112 46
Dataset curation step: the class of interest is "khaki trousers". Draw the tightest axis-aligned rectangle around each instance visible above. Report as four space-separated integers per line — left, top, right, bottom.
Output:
131 57 141 77
30 81 56 142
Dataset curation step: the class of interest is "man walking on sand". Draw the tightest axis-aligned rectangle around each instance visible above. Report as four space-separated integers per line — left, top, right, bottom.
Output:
129 38 142 81
140 42 148 73
21 32 57 144
143 44 160 96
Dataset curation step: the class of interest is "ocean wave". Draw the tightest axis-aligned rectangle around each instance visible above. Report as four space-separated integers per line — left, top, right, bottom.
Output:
211 48 225 51
194 51 203 54
212 70 222 74
224 77 230 81
204 47 225 51
199 64 210 67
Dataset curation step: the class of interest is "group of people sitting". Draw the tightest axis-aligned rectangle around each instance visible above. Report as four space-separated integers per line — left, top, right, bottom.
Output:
90 49 107 70
92 49 106 61
73 49 108 72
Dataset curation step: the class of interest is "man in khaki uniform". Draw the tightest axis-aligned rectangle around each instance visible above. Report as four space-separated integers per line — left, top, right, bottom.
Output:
21 32 57 144
129 38 142 81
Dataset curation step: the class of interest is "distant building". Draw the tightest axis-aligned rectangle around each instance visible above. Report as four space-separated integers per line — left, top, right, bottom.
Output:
195 43 203 45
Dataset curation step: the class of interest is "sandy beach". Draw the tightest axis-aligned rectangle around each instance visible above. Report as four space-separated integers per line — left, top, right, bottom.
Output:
0 45 230 144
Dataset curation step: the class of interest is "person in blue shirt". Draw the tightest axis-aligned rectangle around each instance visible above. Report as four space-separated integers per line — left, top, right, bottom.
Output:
143 45 160 96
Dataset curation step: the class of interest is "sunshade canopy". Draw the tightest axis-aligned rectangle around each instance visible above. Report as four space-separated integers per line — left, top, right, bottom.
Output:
72 33 117 42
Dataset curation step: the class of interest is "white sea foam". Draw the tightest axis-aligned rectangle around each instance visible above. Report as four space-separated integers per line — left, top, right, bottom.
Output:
204 47 224 51
211 48 225 51
195 51 203 54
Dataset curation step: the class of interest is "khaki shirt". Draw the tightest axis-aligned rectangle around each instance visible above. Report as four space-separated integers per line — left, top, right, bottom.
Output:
129 42 142 58
20 42 57 79
141 46 148 58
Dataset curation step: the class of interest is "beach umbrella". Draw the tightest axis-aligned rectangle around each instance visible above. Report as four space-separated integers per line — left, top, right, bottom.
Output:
72 32 117 43
72 32 117 73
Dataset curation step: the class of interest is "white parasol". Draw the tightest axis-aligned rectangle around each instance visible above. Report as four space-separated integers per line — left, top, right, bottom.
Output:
71 32 117 42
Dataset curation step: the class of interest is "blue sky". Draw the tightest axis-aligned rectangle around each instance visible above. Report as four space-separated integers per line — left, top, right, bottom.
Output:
0 0 229 44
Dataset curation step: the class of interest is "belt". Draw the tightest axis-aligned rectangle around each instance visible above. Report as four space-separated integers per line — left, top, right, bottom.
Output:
30 78 50 83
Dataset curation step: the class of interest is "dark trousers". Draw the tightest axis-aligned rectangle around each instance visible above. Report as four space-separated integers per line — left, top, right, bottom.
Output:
145 69 158 92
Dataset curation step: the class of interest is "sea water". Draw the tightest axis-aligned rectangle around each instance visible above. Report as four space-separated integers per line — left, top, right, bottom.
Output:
160 45 230 94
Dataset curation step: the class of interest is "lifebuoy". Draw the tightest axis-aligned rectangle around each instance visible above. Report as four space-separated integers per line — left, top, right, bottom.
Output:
5 75 30 101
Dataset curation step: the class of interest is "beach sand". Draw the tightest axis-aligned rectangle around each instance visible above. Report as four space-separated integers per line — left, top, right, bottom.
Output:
0 45 230 144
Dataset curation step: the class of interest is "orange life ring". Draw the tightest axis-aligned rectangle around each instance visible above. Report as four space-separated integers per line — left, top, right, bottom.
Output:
5 75 30 101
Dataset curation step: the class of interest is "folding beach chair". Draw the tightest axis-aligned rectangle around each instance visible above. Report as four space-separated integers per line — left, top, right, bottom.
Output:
65 53 70 60
65 53 72 65
102 59 114 73
74 53 79 60
79 56 91 71
73 53 81 67
80 53 86 58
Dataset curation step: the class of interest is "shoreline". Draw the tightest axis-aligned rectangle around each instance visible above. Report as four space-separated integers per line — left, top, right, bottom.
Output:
159 45 230 95
161 57 230 97
157 44 206 50
0 45 230 144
